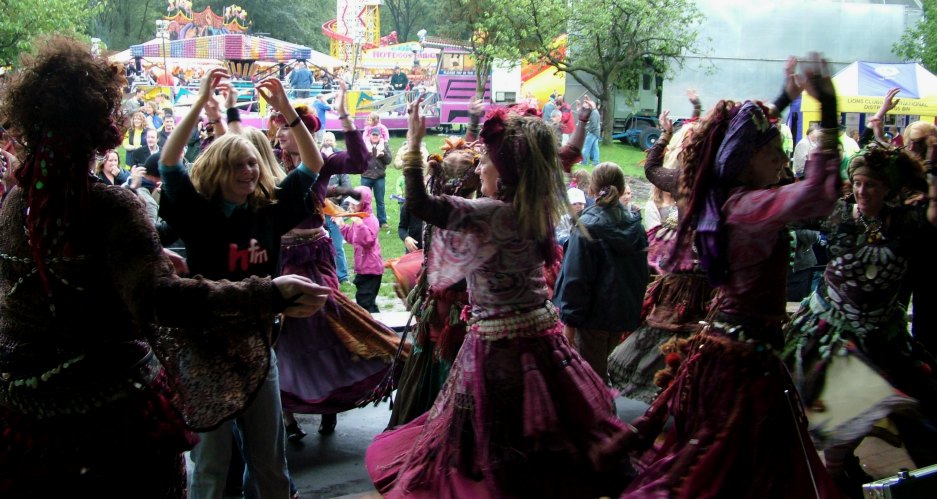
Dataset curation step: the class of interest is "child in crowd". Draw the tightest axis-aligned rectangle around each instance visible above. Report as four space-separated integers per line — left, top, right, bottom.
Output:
335 186 384 312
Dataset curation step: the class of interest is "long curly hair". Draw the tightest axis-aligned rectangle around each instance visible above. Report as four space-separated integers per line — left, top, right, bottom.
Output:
426 138 480 197
0 36 125 290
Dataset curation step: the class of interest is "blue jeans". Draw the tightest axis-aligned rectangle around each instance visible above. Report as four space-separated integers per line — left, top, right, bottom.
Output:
325 216 348 282
189 350 290 499
360 176 387 225
583 133 601 166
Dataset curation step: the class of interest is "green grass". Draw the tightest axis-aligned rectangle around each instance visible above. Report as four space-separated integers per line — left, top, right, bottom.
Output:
344 133 650 307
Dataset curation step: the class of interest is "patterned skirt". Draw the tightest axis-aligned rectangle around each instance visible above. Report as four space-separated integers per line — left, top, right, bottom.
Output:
607 272 712 404
366 303 633 498
278 232 404 414
603 326 840 498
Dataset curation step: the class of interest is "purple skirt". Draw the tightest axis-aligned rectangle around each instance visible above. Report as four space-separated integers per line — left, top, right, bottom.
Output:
277 234 393 414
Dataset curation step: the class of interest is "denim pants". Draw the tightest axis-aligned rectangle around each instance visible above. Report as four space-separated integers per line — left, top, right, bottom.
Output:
189 350 290 499
583 132 601 166
360 176 387 225
325 216 348 282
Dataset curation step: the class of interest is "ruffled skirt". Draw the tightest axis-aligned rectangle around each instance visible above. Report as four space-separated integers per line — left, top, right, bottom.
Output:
607 272 712 404
605 328 840 498
366 305 632 498
278 234 403 414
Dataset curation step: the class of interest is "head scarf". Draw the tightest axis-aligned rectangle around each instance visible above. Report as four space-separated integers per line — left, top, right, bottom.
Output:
694 101 778 284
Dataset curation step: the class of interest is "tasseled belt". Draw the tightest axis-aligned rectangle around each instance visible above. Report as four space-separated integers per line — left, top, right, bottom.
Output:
468 302 560 340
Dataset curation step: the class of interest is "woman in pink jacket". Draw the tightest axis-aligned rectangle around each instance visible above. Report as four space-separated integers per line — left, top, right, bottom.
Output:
335 186 384 312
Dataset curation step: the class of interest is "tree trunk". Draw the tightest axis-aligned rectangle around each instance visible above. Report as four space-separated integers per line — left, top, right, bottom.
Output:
475 55 491 100
601 83 614 144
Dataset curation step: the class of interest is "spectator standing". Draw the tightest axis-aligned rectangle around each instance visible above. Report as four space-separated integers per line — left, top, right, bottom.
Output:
322 132 351 283
792 123 819 179
129 128 160 168
556 96 575 145
363 112 390 142
541 95 557 123
582 104 601 166
362 129 392 228
335 187 384 312
289 61 314 99
312 93 333 142
122 111 148 166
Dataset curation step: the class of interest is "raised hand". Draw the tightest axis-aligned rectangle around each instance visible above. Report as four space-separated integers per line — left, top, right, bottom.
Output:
686 88 700 104
407 95 426 151
197 68 229 106
881 87 901 114
658 110 673 135
335 80 348 117
255 77 292 115
783 56 804 100
468 98 485 117
222 82 240 110
800 52 834 102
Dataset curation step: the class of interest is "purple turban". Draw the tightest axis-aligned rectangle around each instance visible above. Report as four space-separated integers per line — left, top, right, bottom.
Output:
696 101 779 284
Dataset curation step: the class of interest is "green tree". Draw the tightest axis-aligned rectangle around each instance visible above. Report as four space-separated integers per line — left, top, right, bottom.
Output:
506 0 703 142
438 0 537 99
381 0 431 43
894 0 937 74
0 0 101 66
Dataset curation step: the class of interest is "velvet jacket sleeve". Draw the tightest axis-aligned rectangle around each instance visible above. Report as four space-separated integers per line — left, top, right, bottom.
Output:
643 134 679 195
402 156 451 228
722 150 841 264
99 186 279 329
311 130 369 201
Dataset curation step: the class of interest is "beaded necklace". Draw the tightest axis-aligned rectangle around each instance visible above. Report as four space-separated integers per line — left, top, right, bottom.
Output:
856 206 884 245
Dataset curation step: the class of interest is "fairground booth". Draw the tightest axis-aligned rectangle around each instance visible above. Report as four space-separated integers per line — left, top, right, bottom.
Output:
791 61 937 143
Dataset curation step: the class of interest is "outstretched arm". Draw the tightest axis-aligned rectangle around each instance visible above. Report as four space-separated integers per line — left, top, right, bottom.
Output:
256 78 324 173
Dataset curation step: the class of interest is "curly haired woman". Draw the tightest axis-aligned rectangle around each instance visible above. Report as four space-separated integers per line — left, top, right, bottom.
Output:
0 37 329 498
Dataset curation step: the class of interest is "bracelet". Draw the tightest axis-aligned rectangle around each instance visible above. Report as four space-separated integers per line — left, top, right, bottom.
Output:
206 119 220 125
926 165 937 177
338 114 350 120
226 107 241 123
283 115 301 128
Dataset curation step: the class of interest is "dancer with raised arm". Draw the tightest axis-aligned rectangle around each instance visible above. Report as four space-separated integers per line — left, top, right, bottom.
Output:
366 96 632 499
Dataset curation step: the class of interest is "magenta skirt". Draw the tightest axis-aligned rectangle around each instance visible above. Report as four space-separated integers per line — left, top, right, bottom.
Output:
366 305 632 498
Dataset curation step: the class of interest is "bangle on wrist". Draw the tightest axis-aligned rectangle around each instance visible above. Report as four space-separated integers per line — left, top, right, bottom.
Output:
338 114 350 120
283 115 301 128
206 119 220 125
